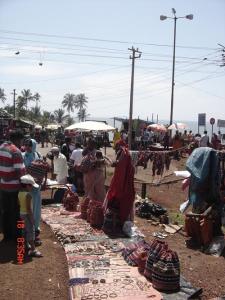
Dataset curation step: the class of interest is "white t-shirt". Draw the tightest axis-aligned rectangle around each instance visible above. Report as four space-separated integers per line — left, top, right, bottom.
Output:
199 134 209 147
70 148 83 166
53 153 68 182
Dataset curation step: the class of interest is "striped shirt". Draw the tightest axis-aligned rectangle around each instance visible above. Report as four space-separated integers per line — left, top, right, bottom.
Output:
0 141 25 191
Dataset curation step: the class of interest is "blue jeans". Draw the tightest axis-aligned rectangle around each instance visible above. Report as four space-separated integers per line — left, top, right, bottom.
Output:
31 186 41 232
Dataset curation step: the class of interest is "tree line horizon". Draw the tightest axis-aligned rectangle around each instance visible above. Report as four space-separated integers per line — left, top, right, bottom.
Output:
0 87 89 127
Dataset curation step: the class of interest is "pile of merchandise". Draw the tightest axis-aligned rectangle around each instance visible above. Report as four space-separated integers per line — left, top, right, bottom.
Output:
41 205 163 300
135 199 167 220
122 239 180 292
42 203 202 299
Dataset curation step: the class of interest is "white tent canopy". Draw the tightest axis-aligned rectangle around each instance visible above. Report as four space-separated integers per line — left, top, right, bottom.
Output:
66 121 115 132
65 121 115 132
168 123 188 130
46 124 62 130
147 123 167 132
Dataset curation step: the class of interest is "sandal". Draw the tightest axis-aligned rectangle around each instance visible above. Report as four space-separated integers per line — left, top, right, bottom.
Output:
35 240 42 246
28 250 43 257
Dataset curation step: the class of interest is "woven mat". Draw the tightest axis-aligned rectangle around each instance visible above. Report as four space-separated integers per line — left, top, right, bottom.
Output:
41 205 203 300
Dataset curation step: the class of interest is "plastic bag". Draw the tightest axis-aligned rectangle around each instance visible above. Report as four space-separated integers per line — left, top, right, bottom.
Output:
205 236 225 257
123 221 133 237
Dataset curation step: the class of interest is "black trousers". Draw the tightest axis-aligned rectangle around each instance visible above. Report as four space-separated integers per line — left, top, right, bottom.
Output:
2 191 20 240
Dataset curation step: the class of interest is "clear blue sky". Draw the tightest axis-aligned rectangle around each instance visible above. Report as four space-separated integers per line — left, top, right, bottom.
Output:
0 0 225 123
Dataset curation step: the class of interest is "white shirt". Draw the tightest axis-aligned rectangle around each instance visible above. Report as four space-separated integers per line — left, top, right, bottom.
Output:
122 133 127 141
53 153 68 179
70 148 83 166
199 134 209 147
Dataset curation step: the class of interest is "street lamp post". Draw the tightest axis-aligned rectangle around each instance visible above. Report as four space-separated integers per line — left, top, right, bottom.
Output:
160 9 193 125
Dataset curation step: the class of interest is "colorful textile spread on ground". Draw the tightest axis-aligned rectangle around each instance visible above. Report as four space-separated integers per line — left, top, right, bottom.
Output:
42 205 163 300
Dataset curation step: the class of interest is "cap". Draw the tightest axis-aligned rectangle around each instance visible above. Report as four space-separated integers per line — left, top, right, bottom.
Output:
51 146 59 152
20 174 39 188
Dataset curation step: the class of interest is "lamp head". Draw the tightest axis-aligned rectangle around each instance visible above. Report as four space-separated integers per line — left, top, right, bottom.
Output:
186 14 193 20
160 15 167 21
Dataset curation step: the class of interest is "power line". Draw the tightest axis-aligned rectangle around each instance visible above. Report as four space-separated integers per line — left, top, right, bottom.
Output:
0 29 218 50
0 37 220 62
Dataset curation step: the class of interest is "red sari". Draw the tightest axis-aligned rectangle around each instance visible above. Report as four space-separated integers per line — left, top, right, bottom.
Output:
104 147 135 224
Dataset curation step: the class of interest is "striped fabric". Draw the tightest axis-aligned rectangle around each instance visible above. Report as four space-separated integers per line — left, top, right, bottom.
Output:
144 239 168 280
152 249 180 292
124 241 151 266
0 142 25 191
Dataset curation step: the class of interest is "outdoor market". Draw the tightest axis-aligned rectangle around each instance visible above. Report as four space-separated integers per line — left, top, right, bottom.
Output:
1 114 225 299
1 1 225 299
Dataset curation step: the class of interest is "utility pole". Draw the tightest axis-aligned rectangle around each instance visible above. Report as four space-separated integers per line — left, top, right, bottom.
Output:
11 89 17 119
128 46 141 149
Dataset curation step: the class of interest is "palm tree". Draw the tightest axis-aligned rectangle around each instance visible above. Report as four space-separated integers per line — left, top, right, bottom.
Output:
30 106 41 122
3 104 13 115
49 113 55 123
0 88 6 104
41 111 51 126
16 95 27 118
65 116 74 127
33 92 41 106
77 108 89 122
74 93 88 121
62 93 76 113
20 89 34 112
54 108 69 124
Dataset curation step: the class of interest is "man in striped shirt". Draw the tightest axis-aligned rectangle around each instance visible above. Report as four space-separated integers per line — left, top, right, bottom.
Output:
0 130 25 241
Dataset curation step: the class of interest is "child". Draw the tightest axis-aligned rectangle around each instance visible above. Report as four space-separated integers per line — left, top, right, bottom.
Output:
95 150 112 168
19 174 43 257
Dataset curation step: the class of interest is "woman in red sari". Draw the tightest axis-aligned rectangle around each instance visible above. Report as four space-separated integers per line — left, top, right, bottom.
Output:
103 140 135 234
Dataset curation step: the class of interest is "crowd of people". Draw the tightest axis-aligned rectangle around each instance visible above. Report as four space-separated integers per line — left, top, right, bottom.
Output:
0 128 136 258
113 127 224 152
0 125 224 260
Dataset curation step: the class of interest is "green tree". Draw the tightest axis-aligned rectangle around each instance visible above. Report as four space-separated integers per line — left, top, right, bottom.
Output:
18 89 34 110
0 88 6 104
65 116 74 127
54 108 69 124
16 95 27 118
41 111 51 126
33 92 41 106
29 106 41 122
62 93 76 113
77 108 89 122
75 93 88 121
3 105 14 116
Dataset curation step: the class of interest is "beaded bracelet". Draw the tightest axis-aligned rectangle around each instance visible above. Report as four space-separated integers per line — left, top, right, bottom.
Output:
108 293 117 298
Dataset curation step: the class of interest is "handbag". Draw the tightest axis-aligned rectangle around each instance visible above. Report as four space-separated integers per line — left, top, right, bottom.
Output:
152 249 180 292
62 189 79 211
89 201 104 228
102 207 122 234
80 197 90 219
27 159 49 185
126 243 151 267
144 239 168 280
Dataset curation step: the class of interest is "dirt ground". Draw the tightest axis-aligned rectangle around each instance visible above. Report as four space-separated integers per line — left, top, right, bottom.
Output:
0 145 225 299
0 222 69 300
